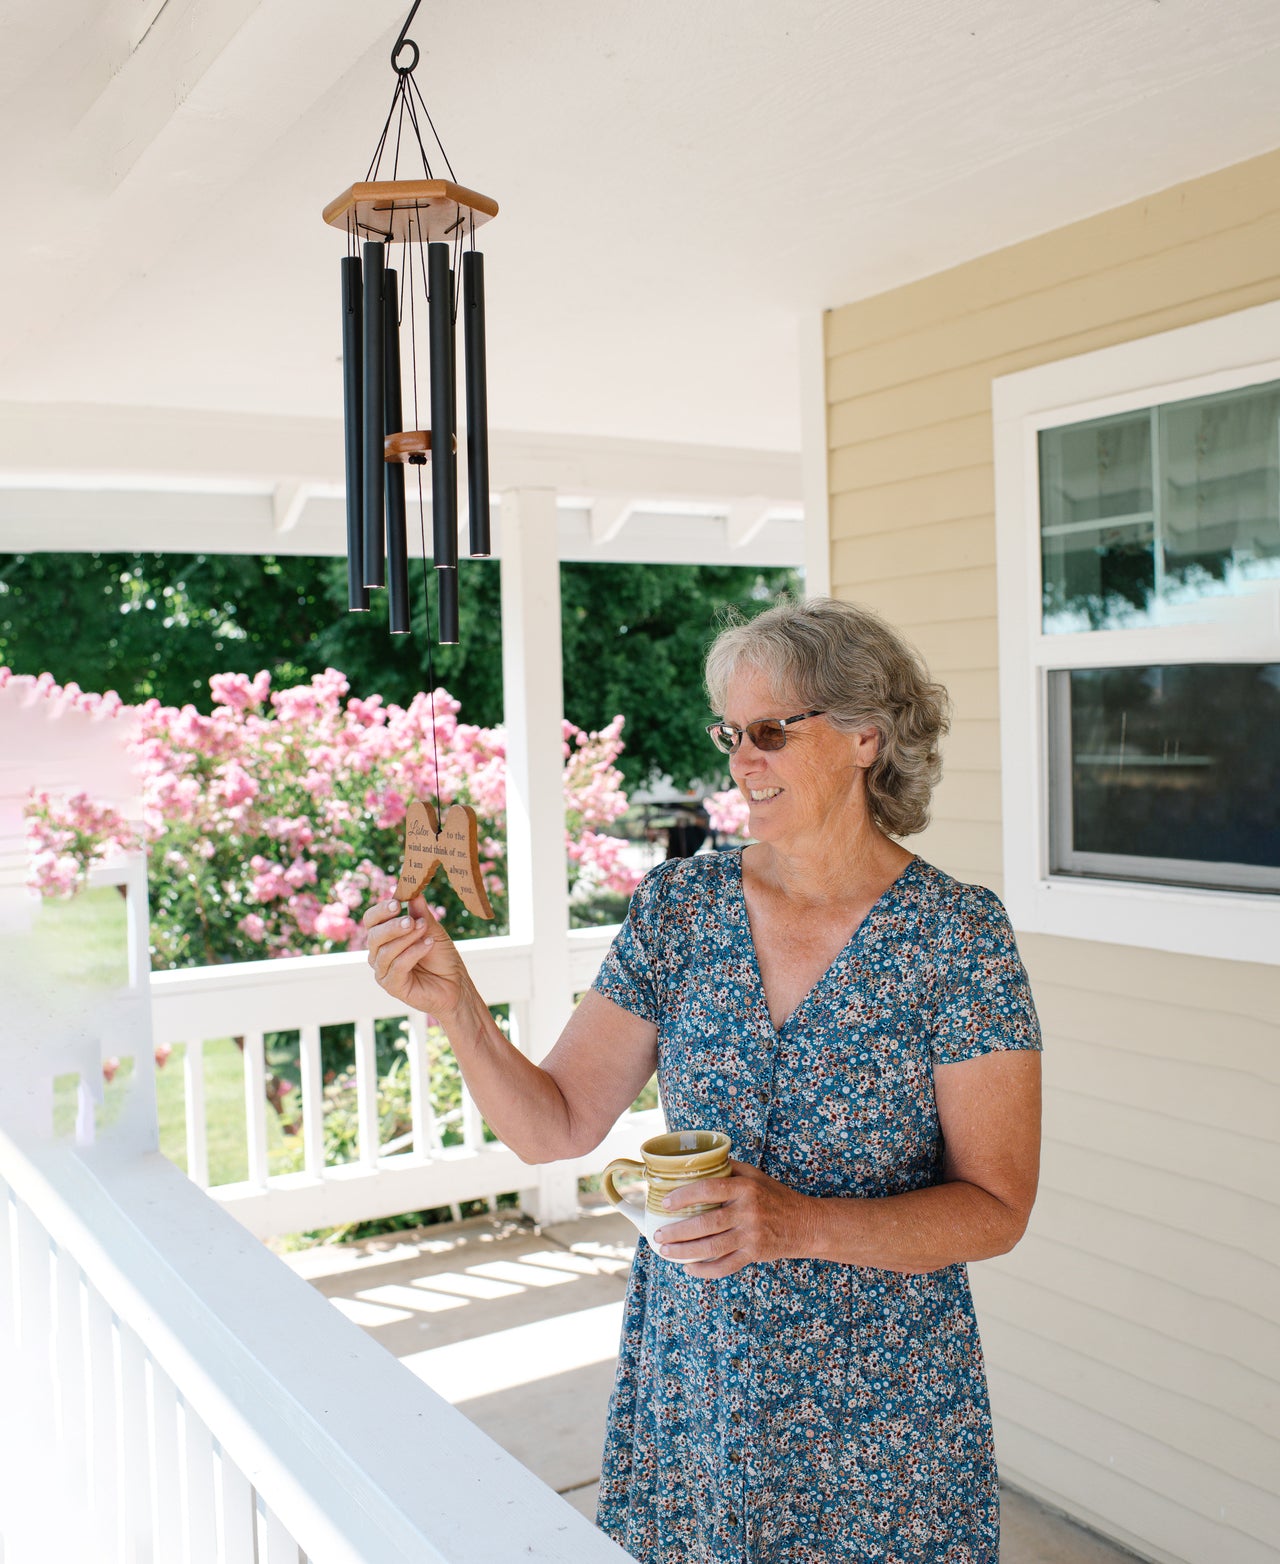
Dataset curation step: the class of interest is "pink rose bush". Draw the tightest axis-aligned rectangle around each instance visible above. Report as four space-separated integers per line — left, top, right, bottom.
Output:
704 787 751 840
19 666 642 968
25 790 139 898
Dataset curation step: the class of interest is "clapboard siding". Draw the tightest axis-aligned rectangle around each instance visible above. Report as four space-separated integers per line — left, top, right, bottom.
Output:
832 515 996 585
824 145 1280 1562
825 159 1280 359
995 1232 1280 1388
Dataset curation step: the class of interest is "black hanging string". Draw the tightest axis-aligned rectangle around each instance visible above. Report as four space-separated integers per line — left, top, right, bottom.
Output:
364 75 406 184
405 68 458 182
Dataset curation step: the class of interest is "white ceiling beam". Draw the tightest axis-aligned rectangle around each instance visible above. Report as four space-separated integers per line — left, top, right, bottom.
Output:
65 0 267 190
0 487 806 568
272 481 310 535
0 404 803 507
589 498 634 546
725 500 772 551
0 0 405 391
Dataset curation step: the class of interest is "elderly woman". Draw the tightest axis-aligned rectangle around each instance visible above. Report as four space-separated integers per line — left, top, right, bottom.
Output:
365 597 1041 1564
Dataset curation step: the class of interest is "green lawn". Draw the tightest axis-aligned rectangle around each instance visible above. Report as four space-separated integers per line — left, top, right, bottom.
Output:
27 884 131 990
37 886 300 1182
156 1037 298 1186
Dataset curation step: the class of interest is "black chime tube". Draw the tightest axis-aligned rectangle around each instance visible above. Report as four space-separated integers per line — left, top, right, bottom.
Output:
361 240 386 588
438 566 459 645
382 268 410 634
427 242 458 570
341 257 369 612
462 250 491 557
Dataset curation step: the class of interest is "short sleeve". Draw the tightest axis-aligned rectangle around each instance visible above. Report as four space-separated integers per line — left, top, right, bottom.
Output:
930 884 1042 1065
591 863 668 1025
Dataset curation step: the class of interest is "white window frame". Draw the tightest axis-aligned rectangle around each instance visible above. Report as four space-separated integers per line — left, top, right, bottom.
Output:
993 299 1280 967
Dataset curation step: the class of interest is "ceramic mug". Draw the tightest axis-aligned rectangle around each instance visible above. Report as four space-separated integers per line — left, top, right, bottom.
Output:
601 1130 732 1254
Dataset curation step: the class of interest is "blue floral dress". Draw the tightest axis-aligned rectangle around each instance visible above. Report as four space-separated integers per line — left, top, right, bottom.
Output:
591 850 1041 1564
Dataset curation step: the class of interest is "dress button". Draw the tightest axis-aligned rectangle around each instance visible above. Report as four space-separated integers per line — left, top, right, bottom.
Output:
732 1307 746 1322
730 1411 742 1426
756 1089 768 1103
729 1449 741 1464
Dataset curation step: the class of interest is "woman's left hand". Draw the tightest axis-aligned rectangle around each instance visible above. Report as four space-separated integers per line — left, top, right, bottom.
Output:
653 1160 815 1278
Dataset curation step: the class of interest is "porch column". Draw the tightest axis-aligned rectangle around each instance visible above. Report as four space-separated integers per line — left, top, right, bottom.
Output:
498 487 579 1223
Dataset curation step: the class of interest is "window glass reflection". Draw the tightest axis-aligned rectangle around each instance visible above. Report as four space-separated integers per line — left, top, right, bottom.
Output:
1040 381 1280 633
1051 663 1280 892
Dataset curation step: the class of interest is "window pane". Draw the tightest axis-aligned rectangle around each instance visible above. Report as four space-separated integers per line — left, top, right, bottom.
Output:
1040 379 1280 633
1161 380 1280 606
1050 663 1280 893
1040 414 1154 633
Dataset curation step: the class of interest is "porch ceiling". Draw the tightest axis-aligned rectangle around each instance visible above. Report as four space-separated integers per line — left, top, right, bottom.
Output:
1 0 1279 545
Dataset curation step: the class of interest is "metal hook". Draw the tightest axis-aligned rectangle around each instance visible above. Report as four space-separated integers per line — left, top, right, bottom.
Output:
391 0 423 73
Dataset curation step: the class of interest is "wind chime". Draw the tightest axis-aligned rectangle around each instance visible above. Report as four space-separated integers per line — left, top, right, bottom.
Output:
323 0 495 918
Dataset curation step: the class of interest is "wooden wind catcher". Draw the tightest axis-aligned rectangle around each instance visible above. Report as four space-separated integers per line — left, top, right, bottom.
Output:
394 802 494 921
325 1 498 919
323 0 498 645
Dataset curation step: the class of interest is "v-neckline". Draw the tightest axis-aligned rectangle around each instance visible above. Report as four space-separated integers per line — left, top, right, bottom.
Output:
732 848 920 1037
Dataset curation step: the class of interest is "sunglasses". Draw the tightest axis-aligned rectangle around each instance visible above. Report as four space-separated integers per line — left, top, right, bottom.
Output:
705 709 826 755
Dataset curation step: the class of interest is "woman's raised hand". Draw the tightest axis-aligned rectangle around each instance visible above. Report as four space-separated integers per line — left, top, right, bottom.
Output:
363 896 469 1021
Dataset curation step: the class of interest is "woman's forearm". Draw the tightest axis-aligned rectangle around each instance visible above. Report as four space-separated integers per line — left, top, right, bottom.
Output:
433 982 578 1164
802 1179 1029 1274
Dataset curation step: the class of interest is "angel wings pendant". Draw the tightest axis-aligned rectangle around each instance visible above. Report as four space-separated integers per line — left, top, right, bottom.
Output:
394 801 495 920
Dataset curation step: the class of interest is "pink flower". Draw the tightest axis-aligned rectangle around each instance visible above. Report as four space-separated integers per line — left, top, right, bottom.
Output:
705 788 751 838
154 1042 173 1068
238 913 268 943
210 671 271 713
314 902 356 942
217 762 258 808
288 894 322 936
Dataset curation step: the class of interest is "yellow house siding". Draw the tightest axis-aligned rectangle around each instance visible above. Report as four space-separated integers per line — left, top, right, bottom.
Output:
824 146 1280 1564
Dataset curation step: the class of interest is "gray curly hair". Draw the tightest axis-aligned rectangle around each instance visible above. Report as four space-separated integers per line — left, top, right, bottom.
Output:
704 597 951 839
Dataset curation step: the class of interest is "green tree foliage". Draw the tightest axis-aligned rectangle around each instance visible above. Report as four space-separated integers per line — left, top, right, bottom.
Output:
0 551 797 788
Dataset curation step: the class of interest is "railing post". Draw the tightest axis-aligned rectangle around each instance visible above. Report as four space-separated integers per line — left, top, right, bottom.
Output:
500 487 579 1225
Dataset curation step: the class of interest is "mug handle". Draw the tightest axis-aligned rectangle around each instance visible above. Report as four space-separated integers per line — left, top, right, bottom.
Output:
601 1158 647 1233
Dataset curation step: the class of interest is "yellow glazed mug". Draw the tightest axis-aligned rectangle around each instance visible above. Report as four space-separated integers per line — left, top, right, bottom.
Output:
601 1130 732 1256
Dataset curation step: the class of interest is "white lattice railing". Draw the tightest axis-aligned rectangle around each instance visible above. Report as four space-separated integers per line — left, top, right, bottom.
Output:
148 927 660 1239
0 1128 631 1564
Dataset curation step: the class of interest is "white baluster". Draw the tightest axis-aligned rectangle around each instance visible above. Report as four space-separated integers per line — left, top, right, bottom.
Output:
406 1013 437 1159
298 1024 325 1177
13 1198 51 1383
181 1400 218 1564
354 1016 379 1168
460 1080 486 1153
242 1032 269 1188
118 1322 153 1561
261 1500 300 1564
53 1246 87 1494
75 1072 96 1145
85 1288 120 1559
216 1446 257 1564
149 1357 183 1563
184 1040 209 1188
0 1181 15 1356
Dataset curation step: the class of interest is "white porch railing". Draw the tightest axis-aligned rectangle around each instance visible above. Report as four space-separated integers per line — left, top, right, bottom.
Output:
0 1127 632 1564
149 929 662 1239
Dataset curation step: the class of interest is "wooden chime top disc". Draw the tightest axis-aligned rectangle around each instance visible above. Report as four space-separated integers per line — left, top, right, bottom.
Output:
324 179 499 244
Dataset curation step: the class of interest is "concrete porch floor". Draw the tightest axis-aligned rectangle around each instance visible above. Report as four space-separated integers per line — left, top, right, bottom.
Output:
282 1210 1142 1563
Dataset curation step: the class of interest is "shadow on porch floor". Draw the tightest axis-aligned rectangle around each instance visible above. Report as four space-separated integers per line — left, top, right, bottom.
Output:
281 1209 1141 1563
